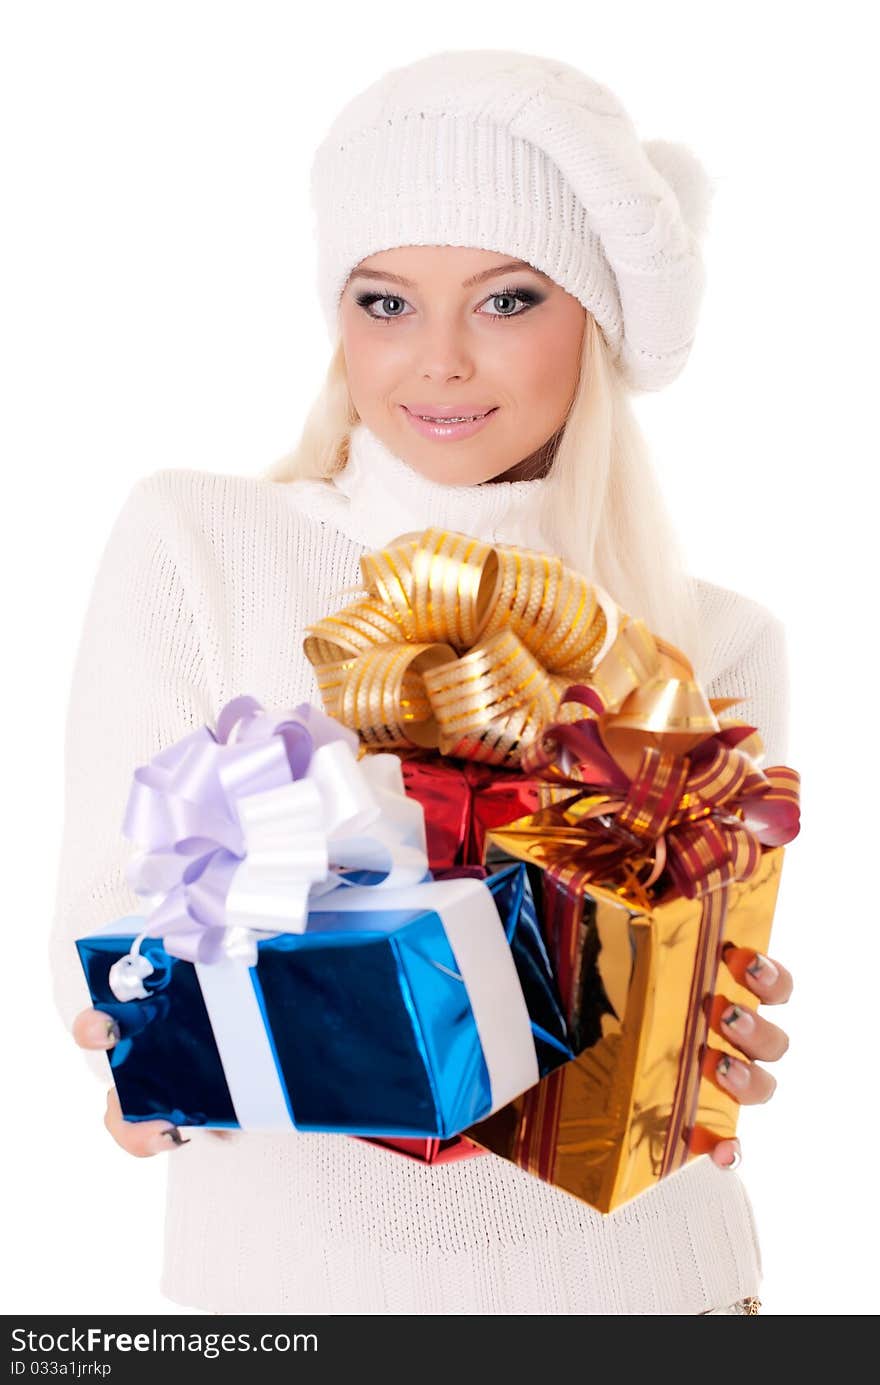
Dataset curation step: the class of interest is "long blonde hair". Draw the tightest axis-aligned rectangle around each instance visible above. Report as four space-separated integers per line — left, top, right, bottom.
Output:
259 314 708 679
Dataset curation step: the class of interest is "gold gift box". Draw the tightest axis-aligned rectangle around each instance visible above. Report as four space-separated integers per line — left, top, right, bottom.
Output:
465 809 786 1214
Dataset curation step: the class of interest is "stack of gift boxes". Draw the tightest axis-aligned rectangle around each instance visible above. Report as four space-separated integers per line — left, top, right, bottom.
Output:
76 528 800 1213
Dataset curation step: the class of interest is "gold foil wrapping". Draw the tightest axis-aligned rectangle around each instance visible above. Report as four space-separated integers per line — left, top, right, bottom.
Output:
467 832 785 1213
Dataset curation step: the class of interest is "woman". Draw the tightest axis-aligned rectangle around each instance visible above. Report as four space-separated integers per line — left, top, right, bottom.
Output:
53 49 793 1315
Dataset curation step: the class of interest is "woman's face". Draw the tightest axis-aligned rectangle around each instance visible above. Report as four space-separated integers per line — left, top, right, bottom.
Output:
338 245 587 485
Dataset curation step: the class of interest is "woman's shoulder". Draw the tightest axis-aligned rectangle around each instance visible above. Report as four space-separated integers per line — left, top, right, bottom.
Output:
687 572 786 683
119 466 348 544
124 464 316 511
114 468 364 615
689 571 783 632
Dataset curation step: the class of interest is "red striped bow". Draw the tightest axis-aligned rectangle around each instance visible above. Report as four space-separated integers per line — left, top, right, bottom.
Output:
519 685 800 901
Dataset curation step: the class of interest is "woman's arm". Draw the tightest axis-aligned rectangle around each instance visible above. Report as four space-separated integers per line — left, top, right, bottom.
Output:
699 607 795 1165
49 473 215 1086
703 609 791 768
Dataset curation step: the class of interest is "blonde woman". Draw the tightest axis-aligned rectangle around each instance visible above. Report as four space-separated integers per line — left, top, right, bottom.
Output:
54 50 794 1315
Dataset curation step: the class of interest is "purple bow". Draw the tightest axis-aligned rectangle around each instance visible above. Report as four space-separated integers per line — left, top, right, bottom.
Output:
112 695 427 991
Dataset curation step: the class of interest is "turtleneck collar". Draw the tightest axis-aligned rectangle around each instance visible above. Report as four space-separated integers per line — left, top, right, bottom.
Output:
285 421 556 553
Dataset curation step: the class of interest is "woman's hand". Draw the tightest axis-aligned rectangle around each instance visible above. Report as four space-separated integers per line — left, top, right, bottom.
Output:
74 948 793 1167
72 1007 192 1156
699 945 794 1170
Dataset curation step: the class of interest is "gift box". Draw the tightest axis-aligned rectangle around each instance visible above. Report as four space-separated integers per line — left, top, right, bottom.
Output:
356 1135 487 1164
75 864 570 1135
74 692 576 1134
462 676 801 1212
467 825 785 1210
77 861 573 1135
398 758 544 871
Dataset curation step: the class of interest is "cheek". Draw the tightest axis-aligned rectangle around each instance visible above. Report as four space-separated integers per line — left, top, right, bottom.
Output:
500 315 581 407
342 318 406 396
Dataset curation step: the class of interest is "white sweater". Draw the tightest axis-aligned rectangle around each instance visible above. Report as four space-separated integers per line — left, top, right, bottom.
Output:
50 421 790 1315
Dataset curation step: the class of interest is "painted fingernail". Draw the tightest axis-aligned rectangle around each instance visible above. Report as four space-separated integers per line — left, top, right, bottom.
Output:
88 1013 120 1048
721 1004 755 1036
746 953 779 986
157 1126 191 1150
716 1053 750 1091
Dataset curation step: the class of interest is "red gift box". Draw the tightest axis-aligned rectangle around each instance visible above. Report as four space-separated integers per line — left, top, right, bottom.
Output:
358 756 547 1166
363 1135 487 1165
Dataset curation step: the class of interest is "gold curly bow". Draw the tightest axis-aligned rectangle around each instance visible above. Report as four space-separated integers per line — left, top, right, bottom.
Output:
302 528 725 767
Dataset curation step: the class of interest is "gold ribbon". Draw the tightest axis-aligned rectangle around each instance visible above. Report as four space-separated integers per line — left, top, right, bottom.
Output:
516 604 801 899
570 626 732 764
303 528 626 766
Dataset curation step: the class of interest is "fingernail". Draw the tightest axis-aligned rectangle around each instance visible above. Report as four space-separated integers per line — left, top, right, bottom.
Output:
716 1053 750 1091
721 1004 755 1036
90 1014 121 1048
724 1147 742 1170
746 952 779 986
151 1125 191 1153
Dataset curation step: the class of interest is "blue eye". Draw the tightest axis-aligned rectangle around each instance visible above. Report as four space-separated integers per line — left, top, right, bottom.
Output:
480 288 542 320
354 285 543 324
355 291 412 321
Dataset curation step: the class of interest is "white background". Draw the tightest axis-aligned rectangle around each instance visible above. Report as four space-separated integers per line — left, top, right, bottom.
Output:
3 0 875 1316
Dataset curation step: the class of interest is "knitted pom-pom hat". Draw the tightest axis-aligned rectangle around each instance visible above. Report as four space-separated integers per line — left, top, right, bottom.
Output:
309 48 715 393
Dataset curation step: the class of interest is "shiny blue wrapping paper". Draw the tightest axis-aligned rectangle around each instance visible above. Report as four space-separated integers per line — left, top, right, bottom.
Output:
75 863 572 1134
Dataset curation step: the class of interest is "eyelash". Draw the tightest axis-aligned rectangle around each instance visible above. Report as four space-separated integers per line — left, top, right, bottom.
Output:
354 284 543 324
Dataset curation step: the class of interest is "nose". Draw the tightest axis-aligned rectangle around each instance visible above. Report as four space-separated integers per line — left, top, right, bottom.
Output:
411 317 478 382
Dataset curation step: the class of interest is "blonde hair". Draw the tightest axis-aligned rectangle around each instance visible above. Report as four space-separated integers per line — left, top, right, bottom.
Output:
259 314 708 680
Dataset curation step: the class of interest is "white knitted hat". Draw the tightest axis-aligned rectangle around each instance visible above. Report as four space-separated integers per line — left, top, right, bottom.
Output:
309 49 715 393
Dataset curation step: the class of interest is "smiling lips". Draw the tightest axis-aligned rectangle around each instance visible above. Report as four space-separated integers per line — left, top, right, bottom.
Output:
401 405 499 440
405 405 497 421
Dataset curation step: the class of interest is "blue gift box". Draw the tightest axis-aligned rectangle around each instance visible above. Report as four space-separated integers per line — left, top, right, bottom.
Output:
75 863 573 1136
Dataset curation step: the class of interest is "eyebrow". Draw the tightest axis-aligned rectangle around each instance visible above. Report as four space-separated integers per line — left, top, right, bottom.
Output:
347 259 552 290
